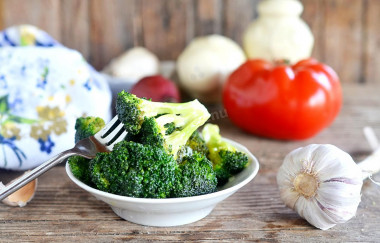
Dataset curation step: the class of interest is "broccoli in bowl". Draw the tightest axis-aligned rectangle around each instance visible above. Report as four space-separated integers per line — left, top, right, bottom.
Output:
68 91 249 198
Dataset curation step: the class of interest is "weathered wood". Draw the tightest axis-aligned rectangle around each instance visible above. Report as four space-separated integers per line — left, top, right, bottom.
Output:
222 0 258 46
89 0 138 70
194 0 222 36
141 0 190 60
1 83 380 242
61 0 90 60
300 0 325 61
323 0 364 83
0 0 61 40
363 0 380 84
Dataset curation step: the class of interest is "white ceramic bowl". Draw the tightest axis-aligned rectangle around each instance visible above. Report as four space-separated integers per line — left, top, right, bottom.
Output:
65 138 259 227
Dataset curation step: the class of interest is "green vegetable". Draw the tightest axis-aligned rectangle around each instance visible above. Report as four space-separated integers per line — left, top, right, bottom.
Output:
186 130 209 156
202 123 249 186
74 116 105 143
116 91 210 157
90 141 177 198
68 156 93 186
69 116 105 186
174 151 217 197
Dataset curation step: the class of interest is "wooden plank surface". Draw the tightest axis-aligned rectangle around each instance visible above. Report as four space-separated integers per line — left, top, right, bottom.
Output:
323 0 364 83
222 0 258 46
363 0 380 84
1 83 380 242
141 0 190 60
0 0 61 40
89 0 138 70
193 0 222 36
61 0 90 59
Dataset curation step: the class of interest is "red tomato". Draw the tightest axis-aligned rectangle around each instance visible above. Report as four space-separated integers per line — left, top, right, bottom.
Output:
223 58 342 140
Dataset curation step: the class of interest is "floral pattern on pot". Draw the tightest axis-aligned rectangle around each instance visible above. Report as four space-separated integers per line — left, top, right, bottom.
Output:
0 25 112 170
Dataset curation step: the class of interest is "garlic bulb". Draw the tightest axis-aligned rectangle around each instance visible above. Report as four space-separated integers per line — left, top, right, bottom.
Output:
277 144 363 230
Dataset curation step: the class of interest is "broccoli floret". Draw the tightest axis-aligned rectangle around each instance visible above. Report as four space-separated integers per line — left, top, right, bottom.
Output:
186 131 209 156
202 123 249 186
89 141 177 198
173 152 217 198
116 91 210 157
74 116 105 143
68 156 93 186
69 116 105 185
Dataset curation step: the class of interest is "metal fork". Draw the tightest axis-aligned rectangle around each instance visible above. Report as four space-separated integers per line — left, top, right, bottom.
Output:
0 115 127 201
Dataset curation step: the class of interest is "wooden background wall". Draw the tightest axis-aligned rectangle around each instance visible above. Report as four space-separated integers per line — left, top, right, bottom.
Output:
0 0 378 84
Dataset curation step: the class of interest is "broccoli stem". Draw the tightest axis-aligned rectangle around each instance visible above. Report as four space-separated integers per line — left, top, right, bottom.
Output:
143 99 210 157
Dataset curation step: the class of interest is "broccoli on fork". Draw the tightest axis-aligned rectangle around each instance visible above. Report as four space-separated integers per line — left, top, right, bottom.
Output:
69 116 105 185
116 91 211 157
74 116 105 143
202 123 249 186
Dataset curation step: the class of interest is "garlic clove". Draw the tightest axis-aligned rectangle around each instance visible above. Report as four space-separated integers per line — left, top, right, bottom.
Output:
1 171 38 207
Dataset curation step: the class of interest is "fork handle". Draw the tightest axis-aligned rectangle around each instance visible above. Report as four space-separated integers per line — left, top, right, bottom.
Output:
0 149 76 201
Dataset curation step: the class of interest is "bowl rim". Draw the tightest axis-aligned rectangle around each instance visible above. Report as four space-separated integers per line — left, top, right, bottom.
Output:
65 138 259 204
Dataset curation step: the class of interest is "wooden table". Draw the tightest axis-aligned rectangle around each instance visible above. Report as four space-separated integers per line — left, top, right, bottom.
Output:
1 84 380 242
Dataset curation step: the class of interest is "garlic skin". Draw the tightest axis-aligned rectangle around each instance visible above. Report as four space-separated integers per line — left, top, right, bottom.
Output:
1 172 38 207
277 144 363 230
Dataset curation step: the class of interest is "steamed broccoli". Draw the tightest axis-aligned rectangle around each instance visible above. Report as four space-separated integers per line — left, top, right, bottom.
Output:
202 124 249 186
90 141 177 198
68 156 93 185
74 116 105 143
186 131 209 155
69 91 238 199
116 91 210 157
69 116 105 185
173 151 217 197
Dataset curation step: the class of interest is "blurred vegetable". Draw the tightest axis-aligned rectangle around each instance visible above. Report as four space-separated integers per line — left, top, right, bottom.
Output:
103 47 159 83
130 75 181 102
177 35 246 103
243 0 314 64
223 58 342 140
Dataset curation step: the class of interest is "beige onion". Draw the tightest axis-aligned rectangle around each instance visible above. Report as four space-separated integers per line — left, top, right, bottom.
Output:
176 35 246 103
104 47 159 83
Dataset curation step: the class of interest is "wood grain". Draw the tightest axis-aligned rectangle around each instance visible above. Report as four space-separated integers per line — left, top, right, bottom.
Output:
323 0 364 83
61 0 90 59
89 0 138 70
300 0 325 61
1 83 380 242
0 0 61 40
141 0 190 60
222 0 258 46
194 0 222 36
363 0 380 84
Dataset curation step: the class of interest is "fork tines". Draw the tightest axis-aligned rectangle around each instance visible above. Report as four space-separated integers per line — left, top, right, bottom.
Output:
96 116 127 149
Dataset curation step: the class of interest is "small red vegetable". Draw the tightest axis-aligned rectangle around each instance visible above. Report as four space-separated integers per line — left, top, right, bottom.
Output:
130 75 181 102
223 58 342 140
